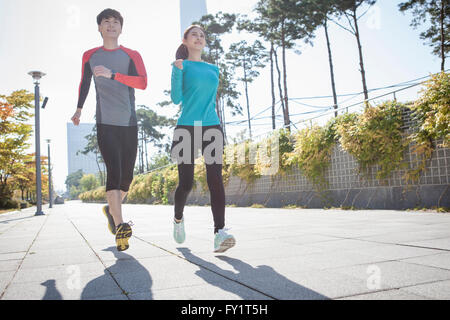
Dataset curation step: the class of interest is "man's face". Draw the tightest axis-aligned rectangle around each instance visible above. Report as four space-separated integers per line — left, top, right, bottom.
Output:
98 17 122 39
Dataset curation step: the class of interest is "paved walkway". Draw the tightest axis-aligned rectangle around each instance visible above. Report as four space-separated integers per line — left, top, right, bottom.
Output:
0 201 450 300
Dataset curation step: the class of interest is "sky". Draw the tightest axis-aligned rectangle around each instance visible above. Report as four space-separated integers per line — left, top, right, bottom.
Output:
0 0 445 192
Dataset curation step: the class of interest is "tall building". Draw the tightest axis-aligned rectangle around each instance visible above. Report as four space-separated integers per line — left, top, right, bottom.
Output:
180 0 207 37
67 123 102 177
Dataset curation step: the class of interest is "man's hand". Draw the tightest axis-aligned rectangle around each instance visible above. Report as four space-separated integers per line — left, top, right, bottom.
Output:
71 108 82 126
173 59 183 70
93 65 113 78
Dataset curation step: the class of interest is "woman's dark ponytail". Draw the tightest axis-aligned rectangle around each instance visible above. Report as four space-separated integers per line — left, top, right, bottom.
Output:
176 44 189 60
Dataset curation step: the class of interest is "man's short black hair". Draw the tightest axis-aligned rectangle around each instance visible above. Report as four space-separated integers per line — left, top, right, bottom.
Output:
97 8 123 27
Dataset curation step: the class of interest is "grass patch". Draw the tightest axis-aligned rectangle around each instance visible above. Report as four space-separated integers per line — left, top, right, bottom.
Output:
282 204 307 209
0 208 18 215
408 207 450 213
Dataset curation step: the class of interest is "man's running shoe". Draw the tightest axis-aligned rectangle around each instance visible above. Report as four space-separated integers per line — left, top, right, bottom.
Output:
116 222 132 251
102 205 116 235
173 217 186 244
214 229 236 253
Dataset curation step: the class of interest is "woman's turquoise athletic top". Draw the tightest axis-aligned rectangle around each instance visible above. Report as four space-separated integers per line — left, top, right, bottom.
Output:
171 60 221 126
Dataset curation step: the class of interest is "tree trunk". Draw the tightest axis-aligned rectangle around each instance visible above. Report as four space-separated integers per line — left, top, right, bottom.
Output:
440 0 446 72
141 128 145 173
144 135 149 172
215 95 223 127
352 9 369 106
243 59 252 139
270 42 276 130
138 127 143 174
324 20 339 117
273 48 285 123
281 22 290 132
94 151 103 186
219 96 228 144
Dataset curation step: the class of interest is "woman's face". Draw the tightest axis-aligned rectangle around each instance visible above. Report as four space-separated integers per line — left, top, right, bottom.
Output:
183 27 206 51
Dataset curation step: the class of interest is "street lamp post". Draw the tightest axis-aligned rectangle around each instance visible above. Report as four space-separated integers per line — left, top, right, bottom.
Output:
46 139 52 208
28 71 46 216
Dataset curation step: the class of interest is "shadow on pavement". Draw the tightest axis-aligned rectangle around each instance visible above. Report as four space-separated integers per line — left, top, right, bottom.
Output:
80 246 153 300
0 216 35 224
177 248 329 300
40 279 62 300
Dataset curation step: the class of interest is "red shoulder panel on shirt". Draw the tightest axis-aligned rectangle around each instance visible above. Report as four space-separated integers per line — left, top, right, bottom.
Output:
120 46 147 77
78 46 102 99
116 45 148 90
82 46 102 65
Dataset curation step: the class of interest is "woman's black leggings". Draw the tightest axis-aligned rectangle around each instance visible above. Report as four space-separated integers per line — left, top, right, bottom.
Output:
171 125 225 233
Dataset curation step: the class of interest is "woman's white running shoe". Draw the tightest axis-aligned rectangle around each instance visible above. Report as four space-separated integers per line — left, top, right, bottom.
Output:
214 229 236 253
173 217 186 244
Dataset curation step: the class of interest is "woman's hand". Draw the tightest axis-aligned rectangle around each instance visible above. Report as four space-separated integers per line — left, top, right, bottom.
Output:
71 108 82 126
173 59 183 70
93 65 112 78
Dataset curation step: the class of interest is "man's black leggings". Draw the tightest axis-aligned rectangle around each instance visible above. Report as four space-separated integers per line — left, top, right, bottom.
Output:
171 125 225 233
97 123 138 192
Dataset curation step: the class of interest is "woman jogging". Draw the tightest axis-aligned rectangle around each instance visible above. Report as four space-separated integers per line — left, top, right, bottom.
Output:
170 25 235 253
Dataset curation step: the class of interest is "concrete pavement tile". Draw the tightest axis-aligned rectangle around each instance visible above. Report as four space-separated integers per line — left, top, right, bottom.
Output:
288 250 390 270
36 231 82 241
2 274 123 300
400 280 450 299
19 248 99 269
330 261 450 290
401 253 450 270
403 238 450 250
273 270 386 299
111 266 236 294
92 243 171 262
104 255 228 292
173 252 327 299
0 260 21 272
12 261 106 284
277 234 342 246
0 271 15 293
197 255 378 299
307 239 386 253
131 282 272 300
359 231 450 244
89 293 129 300
218 243 322 261
241 255 328 275
337 289 431 300
345 244 443 260
310 228 390 238
0 252 25 261
136 234 216 254
30 239 89 251
178 250 321 279
0 242 33 253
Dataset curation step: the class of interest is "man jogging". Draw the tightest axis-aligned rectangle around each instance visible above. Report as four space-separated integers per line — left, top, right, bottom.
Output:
71 8 147 251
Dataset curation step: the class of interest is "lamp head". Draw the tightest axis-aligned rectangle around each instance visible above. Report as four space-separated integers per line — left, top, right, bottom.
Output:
28 71 46 84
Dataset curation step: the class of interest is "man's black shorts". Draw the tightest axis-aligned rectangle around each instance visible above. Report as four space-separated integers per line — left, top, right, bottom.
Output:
97 123 138 192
